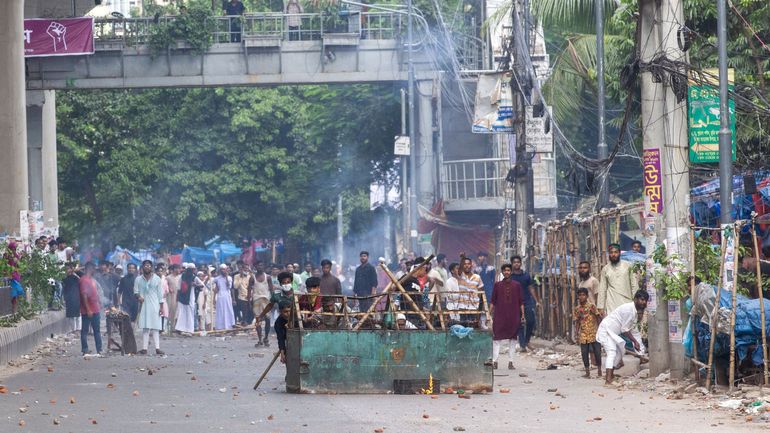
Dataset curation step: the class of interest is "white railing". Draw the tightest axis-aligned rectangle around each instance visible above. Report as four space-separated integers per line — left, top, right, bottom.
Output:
441 158 509 201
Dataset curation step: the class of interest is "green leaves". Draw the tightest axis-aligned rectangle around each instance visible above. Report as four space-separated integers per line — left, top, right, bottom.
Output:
56 84 400 251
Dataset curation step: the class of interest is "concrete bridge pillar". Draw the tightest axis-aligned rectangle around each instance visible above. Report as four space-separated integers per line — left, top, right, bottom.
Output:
0 0 29 236
27 90 59 229
417 79 436 209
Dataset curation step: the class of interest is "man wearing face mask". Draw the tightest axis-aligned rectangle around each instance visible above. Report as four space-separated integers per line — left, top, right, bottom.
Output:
255 272 296 347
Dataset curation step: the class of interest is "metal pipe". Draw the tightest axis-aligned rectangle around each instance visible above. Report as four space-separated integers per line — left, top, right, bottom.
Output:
595 0 608 210
407 0 418 254
717 0 732 224
401 88 408 256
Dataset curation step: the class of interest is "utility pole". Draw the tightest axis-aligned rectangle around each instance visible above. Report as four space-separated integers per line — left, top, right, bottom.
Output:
407 0 418 254
717 0 732 225
512 0 531 261
400 89 409 257
337 195 344 267
639 0 670 376
595 0 608 210
657 0 692 379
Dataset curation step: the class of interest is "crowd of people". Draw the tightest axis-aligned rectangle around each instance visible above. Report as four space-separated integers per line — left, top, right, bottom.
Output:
34 234 759 386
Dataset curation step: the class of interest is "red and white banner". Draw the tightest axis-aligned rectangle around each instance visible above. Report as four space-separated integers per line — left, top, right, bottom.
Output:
24 17 94 58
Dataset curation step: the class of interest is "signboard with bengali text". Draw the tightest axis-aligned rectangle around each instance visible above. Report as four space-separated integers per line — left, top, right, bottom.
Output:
643 148 663 216
688 69 736 163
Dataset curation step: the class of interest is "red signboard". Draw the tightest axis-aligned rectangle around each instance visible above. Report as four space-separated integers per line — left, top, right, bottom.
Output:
24 17 94 58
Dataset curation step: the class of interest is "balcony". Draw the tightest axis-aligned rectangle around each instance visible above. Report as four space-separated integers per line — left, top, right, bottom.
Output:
440 158 512 211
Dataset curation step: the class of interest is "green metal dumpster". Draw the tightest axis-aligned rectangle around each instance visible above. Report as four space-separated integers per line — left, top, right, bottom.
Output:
285 329 493 394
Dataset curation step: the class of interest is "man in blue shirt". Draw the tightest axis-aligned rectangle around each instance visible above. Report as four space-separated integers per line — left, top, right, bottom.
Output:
509 255 540 352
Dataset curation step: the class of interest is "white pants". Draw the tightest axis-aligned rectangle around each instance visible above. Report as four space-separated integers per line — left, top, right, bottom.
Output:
493 339 516 362
597 328 626 370
69 316 82 332
142 329 160 351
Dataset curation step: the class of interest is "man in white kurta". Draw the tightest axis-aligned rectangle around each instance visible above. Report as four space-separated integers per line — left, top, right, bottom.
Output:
175 263 199 334
134 260 165 355
596 290 648 384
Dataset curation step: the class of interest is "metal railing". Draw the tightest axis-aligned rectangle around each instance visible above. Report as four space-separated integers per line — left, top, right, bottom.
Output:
93 11 408 47
440 158 509 201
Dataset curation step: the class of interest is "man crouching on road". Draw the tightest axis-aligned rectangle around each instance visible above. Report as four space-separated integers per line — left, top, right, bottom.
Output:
596 289 648 385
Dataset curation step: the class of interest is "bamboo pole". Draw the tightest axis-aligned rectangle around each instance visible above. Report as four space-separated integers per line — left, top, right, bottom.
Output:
342 295 350 329
352 255 433 330
389 294 400 330
614 214 621 243
569 223 578 343
480 292 492 325
380 265 435 330
293 294 304 330
689 226 698 380
435 293 446 330
546 229 554 338
729 222 739 391
560 228 569 339
753 221 769 386
706 231 728 389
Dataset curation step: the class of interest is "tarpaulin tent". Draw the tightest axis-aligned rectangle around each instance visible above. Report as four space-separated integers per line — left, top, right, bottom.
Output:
691 283 770 366
690 171 770 228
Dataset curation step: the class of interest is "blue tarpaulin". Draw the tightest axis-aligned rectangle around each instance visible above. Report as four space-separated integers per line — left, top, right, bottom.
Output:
692 285 770 366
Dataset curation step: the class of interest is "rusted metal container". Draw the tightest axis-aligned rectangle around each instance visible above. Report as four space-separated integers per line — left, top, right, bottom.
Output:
285 329 493 394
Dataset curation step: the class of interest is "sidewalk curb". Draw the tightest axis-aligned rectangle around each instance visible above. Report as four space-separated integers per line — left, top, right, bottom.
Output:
0 311 68 366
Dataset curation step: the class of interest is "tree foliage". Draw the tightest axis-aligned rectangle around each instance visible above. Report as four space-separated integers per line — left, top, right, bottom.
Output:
524 0 770 209
56 85 400 252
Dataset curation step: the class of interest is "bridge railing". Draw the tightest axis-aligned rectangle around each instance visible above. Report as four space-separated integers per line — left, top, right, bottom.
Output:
93 12 409 47
440 158 509 201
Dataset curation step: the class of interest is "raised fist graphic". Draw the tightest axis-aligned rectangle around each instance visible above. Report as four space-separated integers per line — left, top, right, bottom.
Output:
46 22 68 51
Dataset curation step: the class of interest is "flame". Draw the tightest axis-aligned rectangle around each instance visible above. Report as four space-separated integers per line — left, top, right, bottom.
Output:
421 374 434 395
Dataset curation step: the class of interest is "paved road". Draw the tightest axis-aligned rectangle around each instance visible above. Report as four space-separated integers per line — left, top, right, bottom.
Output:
0 331 754 432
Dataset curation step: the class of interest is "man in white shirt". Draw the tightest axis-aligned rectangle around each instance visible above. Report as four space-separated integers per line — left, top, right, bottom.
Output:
596 290 648 385
444 262 461 320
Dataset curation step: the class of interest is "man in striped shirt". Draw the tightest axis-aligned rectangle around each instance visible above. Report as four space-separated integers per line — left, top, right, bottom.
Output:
457 257 484 325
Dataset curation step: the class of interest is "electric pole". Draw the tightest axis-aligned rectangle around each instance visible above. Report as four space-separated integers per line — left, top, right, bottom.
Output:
512 0 532 262
717 0 732 225
407 0 418 254
657 0 691 380
639 0 670 376
638 0 692 377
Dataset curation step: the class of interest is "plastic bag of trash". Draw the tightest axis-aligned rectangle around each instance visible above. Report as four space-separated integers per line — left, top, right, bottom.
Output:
718 399 743 410
450 324 473 339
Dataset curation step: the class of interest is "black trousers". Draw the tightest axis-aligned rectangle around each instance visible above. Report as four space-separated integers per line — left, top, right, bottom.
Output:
580 342 602 369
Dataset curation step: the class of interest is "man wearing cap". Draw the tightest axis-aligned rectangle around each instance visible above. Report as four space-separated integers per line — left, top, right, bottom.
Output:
134 260 165 355
597 244 640 316
214 264 236 330
176 263 201 334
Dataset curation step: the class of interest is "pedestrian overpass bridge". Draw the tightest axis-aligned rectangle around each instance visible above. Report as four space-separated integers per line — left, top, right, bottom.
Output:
25 12 465 90
3 4 534 243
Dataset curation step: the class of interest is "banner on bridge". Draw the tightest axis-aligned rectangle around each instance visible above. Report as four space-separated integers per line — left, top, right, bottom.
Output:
24 17 94 58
